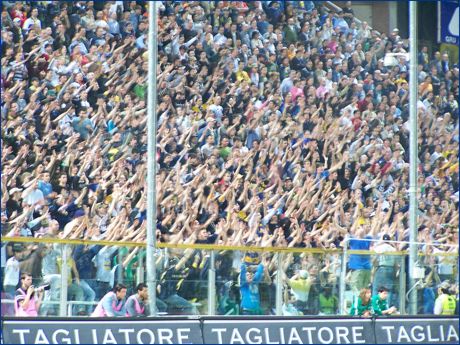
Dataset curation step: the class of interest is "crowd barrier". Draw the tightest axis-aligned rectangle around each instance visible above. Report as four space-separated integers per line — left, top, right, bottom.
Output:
2 316 459 344
2 236 458 317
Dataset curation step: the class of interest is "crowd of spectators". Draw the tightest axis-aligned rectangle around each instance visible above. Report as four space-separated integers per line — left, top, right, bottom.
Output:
1 1 458 316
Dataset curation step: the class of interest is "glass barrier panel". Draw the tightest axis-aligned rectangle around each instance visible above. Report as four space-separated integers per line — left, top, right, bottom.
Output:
158 247 209 316
345 251 407 315
281 252 341 316
371 253 402 313
345 249 377 316
214 249 276 316
215 249 241 315
415 250 459 316
52 243 141 317
2 241 47 316
1 239 458 317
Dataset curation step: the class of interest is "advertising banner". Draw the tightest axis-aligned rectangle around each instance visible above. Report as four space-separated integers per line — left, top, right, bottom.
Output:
202 318 374 344
438 1 459 45
2 317 458 344
375 318 459 344
2 319 203 344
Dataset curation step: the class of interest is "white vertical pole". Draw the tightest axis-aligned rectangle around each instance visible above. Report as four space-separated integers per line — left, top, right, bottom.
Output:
408 0 419 316
146 1 158 317
339 236 349 314
208 251 216 315
275 253 283 315
399 255 406 314
59 245 69 316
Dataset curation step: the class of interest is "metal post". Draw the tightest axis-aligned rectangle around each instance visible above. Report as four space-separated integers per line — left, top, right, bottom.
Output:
146 1 158 317
408 0 419 316
136 265 145 285
275 253 283 316
339 236 349 314
117 251 124 284
59 245 69 316
399 255 406 315
208 251 216 315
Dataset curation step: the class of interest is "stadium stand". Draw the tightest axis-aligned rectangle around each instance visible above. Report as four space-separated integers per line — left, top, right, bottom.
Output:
1 1 458 317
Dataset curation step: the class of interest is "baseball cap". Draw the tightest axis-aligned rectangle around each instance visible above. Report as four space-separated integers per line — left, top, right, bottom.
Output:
382 234 391 241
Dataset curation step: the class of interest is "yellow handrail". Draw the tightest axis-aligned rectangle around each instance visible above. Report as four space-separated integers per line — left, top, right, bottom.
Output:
2 236 458 256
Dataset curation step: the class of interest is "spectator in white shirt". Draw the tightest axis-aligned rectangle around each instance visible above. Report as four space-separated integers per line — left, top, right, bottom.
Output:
3 244 22 297
22 8 41 32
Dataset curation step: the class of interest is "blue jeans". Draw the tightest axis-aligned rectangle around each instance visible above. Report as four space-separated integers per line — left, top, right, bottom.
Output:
41 274 61 316
79 280 96 314
3 285 17 298
68 283 84 315
165 294 197 315
95 281 111 300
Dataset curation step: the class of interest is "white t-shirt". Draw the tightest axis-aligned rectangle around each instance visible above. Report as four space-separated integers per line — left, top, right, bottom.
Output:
373 242 397 267
23 17 41 31
433 248 454 275
23 188 44 206
4 256 20 287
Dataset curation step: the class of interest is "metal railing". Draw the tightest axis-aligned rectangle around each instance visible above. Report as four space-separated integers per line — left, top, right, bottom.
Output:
2 236 458 317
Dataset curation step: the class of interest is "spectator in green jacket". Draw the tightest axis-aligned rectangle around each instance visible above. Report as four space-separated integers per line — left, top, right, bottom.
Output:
372 286 397 316
349 288 372 317
283 18 298 45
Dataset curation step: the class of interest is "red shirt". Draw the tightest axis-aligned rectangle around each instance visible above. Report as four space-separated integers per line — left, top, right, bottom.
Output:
10 9 26 26
357 99 369 112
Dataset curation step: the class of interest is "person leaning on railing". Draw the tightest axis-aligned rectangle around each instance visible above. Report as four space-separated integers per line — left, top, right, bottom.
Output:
125 283 148 317
371 286 397 316
349 287 372 317
91 283 127 317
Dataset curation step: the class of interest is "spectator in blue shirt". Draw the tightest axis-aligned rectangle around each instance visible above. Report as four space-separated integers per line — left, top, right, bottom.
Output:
71 108 94 140
348 226 373 295
37 171 53 197
265 2 283 25
240 262 264 315
333 10 349 33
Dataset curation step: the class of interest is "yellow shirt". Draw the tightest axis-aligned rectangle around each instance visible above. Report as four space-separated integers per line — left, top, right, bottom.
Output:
57 257 75 285
288 278 312 302
236 71 250 82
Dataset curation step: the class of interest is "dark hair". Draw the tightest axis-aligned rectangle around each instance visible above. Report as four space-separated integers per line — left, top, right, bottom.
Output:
136 283 147 292
378 286 389 293
440 287 450 294
113 283 127 293
21 272 32 280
